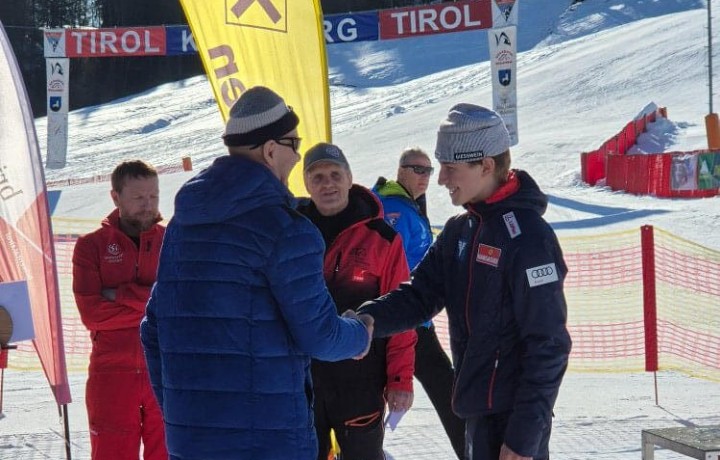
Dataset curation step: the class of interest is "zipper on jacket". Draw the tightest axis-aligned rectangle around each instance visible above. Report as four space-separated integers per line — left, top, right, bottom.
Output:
332 252 342 282
464 215 482 334
487 349 499 409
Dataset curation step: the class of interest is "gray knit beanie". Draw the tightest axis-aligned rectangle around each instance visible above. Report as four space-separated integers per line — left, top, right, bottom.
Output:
223 86 299 147
435 103 510 163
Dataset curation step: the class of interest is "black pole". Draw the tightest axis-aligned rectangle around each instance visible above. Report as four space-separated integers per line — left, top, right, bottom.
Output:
709 0 714 114
62 404 72 460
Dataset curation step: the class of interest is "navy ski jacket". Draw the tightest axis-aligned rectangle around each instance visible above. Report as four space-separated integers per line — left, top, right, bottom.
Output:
359 170 572 457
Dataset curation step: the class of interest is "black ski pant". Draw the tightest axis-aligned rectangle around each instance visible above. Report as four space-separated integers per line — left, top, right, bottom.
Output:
466 411 551 460
314 385 385 460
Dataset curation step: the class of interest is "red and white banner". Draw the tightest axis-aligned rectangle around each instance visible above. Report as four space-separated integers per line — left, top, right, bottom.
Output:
0 20 71 404
67 27 166 58
488 25 518 145
380 0 492 40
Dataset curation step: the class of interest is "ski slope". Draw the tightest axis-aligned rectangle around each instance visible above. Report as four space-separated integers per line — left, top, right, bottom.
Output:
3 1 719 458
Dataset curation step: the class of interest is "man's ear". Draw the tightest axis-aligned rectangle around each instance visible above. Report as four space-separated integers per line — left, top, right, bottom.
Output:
110 189 120 207
261 140 275 165
482 157 496 176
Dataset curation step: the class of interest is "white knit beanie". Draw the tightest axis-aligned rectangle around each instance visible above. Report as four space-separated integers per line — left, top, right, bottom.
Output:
435 103 510 163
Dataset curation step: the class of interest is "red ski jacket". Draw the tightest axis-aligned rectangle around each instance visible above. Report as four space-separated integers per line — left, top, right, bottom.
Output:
299 185 416 393
72 209 165 373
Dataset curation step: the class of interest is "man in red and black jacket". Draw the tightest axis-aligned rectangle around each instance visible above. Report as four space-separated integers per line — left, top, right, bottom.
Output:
72 160 167 460
298 143 417 460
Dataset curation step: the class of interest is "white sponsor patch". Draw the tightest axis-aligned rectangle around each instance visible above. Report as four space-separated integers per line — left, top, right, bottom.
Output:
526 263 559 287
503 212 521 239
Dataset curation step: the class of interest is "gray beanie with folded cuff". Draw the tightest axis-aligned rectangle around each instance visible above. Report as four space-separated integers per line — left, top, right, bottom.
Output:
435 103 510 163
223 86 299 147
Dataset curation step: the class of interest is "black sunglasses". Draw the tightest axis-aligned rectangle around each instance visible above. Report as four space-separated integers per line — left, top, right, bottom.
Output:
275 137 302 152
401 164 434 176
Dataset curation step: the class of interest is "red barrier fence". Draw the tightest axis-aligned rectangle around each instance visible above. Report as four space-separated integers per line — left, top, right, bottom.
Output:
46 162 188 188
580 107 720 198
5 222 720 382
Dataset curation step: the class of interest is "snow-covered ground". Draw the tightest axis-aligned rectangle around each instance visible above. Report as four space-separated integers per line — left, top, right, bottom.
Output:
2 0 720 458
3 370 720 459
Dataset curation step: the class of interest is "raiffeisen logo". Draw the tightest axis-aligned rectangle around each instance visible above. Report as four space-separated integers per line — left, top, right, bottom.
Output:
227 0 287 32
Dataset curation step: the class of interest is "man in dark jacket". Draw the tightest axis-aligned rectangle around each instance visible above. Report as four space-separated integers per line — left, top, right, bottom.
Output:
373 147 466 458
140 87 372 460
359 104 572 460
298 143 416 460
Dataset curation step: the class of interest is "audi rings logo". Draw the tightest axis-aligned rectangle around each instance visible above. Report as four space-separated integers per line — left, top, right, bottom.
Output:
525 263 559 287
531 266 554 278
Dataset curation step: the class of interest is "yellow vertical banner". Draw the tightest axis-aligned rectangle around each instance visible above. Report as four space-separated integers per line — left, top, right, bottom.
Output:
179 0 331 194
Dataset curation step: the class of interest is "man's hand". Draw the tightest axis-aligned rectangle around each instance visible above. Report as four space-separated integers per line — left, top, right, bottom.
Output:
342 310 374 360
101 288 117 301
499 443 531 460
386 389 414 412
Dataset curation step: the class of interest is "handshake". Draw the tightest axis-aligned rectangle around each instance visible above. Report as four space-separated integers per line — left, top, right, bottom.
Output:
342 310 374 360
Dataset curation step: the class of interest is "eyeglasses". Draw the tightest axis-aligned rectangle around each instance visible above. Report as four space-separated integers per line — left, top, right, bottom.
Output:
276 137 302 153
401 165 434 176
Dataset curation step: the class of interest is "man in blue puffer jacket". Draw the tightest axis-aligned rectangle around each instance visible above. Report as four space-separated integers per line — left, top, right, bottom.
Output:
140 86 372 460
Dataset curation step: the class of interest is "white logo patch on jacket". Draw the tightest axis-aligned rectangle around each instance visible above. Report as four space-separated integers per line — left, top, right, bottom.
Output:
526 263 558 287
104 243 123 263
503 212 521 239
457 240 468 259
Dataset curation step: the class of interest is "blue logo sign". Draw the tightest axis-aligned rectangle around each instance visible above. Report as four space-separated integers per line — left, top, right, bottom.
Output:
49 96 62 112
499 69 512 87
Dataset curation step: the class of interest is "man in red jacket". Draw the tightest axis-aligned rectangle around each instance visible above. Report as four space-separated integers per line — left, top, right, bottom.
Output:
297 143 417 460
72 160 167 460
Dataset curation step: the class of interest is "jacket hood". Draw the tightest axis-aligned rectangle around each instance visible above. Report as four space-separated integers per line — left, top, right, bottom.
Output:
373 177 428 215
373 177 412 200
467 169 548 217
173 154 295 226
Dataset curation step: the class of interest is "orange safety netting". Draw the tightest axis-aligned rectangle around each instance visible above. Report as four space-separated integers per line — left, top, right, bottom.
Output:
7 222 720 382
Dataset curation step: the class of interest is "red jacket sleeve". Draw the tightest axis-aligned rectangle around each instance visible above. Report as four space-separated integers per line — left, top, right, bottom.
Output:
72 235 147 331
381 237 417 392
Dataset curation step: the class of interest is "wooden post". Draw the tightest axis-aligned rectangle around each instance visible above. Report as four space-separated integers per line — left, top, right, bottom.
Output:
706 113 720 150
182 156 193 171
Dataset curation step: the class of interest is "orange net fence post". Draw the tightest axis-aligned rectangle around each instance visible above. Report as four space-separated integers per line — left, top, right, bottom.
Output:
641 225 658 372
